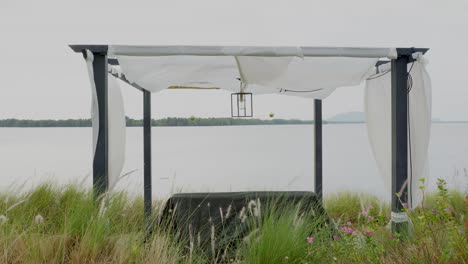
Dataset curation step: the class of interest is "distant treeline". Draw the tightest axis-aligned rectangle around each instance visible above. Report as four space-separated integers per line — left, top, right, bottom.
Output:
0 117 315 127
2 117 464 127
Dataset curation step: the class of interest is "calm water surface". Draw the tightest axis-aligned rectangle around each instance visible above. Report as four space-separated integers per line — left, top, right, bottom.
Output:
0 124 467 200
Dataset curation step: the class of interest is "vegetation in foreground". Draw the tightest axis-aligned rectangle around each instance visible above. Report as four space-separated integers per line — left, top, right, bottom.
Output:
0 179 466 263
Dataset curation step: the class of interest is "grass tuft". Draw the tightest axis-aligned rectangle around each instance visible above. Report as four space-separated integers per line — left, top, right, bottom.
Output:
0 181 466 263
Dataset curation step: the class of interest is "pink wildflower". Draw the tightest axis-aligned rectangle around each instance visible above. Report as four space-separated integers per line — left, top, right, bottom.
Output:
306 236 314 244
364 230 373 236
333 235 340 241
368 215 375 221
389 235 396 239
361 210 369 217
340 226 354 234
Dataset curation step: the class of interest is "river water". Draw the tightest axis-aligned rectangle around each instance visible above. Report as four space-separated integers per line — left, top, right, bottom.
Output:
0 124 467 200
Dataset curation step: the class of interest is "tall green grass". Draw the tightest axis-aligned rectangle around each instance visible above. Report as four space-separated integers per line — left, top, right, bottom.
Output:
0 181 466 263
0 184 183 263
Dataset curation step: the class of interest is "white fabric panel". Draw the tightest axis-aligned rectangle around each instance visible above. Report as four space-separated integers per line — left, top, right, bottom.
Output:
108 76 126 191
235 56 294 88
365 58 431 208
236 56 378 99
117 55 240 93
115 55 378 99
407 58 432 207
84 50 126 191
109 45 397 59
84 51 99 157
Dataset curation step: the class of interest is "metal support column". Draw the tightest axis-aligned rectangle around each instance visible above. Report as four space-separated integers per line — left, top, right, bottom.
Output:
90 52 109 197
314 99 323 202
143 90 152 232
391 54 410 233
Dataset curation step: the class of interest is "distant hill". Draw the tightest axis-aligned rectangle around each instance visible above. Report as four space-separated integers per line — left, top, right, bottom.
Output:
327 112 366 123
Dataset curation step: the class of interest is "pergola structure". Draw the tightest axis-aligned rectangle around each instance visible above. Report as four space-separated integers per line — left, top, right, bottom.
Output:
69 45 430 233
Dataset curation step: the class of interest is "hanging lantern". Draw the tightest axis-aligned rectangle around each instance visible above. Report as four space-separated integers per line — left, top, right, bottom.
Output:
231 93 253 117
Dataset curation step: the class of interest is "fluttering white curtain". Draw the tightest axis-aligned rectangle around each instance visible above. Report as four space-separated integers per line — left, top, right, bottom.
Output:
84 51 99 156
85 50 126 191
107 76 126 190
365 54 431 208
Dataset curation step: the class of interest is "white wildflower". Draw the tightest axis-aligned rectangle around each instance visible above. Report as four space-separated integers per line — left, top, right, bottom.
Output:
248 199 261 217
225 204 232 219
239 206 246 221
0 215 8 225
34 214 44 224
247 200 256 216
172 204 178 216
219 207 224 224
211 224 216 262
256 198 261 217
98 194 110 218
188 224 194 262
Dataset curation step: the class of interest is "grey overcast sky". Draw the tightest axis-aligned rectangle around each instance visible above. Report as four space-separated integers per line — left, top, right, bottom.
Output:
0 0 467 120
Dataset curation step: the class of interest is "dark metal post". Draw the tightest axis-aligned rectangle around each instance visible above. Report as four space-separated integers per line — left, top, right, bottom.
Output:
391 55 410 233
314 99 323 201
143 90 152 232
91 53 109 197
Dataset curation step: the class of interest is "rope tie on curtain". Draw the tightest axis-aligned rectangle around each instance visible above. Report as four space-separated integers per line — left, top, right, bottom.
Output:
391 211 409 223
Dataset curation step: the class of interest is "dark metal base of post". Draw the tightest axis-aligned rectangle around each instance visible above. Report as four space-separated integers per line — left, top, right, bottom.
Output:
392 221 409 235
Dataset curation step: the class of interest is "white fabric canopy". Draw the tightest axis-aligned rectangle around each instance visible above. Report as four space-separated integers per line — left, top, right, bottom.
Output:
112 54 379 99
83 46 432 205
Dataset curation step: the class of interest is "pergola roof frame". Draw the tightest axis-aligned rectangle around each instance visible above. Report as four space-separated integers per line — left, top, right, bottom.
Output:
71 44 428 59
71 44 429 235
